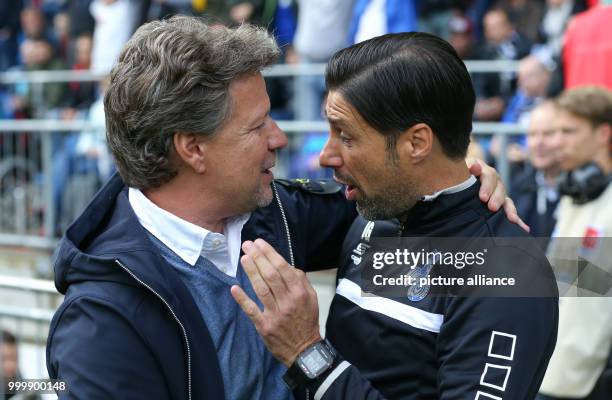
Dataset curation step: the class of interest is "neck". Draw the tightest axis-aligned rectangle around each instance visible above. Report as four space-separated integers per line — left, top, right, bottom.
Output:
593 152 612 175
143 174 228 233
542 166 561 184
417 157 471 196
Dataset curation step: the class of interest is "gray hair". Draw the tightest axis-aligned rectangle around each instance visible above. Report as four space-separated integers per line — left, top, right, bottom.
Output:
104 16 280 189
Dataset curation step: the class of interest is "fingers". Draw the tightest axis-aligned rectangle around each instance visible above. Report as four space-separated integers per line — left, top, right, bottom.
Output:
230 285 264 326
469 159 494 203
243 240 290 300
240 247 279 311
250 240 317 307
466 157 481 174
487 179 505 212
503 197 530 233
252 239 300 287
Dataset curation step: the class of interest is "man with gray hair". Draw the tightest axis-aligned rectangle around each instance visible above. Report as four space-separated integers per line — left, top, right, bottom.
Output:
46 16 515 399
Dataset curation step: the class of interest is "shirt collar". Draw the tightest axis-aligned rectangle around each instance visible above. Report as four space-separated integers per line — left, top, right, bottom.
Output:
128 187 249 266
421 175 477 202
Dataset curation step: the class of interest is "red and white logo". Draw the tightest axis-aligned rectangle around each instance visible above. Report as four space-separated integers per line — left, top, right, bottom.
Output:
582 226 602 251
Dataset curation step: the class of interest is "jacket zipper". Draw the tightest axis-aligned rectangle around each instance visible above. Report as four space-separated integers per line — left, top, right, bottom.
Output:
272 182 295 267
114 259 192 400
272 183 309 399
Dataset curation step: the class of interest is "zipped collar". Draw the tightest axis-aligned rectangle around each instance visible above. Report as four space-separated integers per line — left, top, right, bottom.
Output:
54 173 226 400
54 174 298 400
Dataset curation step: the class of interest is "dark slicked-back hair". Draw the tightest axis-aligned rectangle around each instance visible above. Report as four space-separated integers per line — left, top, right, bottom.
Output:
325 32 475 159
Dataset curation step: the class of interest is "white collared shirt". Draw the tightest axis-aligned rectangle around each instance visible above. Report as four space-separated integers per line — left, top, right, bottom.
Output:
421 175 477 202
128 188 250 277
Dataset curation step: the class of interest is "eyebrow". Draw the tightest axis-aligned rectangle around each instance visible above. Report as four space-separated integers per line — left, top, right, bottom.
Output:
246 108 269 128
327 116 354 133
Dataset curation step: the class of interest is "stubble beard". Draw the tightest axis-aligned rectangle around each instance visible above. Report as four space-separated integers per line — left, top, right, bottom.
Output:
254 183 274 208
356 174 421 221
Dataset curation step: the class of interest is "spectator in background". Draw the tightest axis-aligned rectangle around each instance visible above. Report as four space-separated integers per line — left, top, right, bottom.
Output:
495 0 545 43
227 0 282 26
538 0 587 96
19 7 48 42
510 101 560 242
487 54 555 176
227 0 298 120
75 76 112 183
448 12 477 59
89 0 136 73
0 0 23 71
13 38 66 117
290 0 353 179
1 330 40 400
465 0 495 41
67 0 95 39
539 0 586 58
418 0 468 40
1 330 18 399
190 0 229 23
503 54 553 126
51 11 70 62
474 7 532 122
349 0 418 44
135 0 229 27
539 86 612 400
63 33 96 113
57 76 113 231
144 0 193 21
292 0 353 121
562 0 612 89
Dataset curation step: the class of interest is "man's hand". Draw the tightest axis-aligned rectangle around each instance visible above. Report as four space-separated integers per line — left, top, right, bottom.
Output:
467 158 529 232
231 239 322 367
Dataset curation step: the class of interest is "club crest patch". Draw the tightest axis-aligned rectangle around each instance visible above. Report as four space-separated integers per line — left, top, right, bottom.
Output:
406 261 435 302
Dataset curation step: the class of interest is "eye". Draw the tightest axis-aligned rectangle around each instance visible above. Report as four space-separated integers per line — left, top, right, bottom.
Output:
251 120 266 132
340 133 352 144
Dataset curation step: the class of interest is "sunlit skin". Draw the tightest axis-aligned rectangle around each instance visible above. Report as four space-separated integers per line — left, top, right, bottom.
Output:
526 103 560 181
1 343 18 383
319 90 470 221
483 10 514 45
144 73 288 233
551 110 611 173
518 57 551 98
230 90 530 369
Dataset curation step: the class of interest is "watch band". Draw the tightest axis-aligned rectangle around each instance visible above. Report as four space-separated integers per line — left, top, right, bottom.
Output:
282 339 337 390
283 361 308 390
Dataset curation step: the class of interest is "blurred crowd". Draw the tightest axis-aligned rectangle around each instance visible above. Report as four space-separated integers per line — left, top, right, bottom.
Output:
0 0 610 231
0 0 608 116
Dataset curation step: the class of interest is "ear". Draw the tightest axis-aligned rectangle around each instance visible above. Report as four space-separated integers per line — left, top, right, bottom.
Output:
397 123 433 163
596 123 611 147
173 132 206 174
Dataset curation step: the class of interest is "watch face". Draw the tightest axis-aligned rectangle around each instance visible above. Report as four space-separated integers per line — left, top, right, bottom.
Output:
299 346 332 378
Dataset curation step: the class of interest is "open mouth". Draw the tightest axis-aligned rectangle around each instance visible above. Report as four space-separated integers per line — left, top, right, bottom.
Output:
262 164 275 178
345 184 358 200
333 174 359 200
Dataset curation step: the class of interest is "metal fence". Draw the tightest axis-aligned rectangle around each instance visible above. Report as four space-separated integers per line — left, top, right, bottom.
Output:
0 61 524 393
0 62 524 248
0 275 59 392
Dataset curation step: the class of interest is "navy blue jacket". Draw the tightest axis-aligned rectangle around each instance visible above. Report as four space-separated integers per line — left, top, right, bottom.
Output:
46 173 356 399
306 182 559 399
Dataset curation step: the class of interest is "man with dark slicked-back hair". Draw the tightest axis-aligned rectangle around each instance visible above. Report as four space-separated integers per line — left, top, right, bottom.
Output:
233 32 558 400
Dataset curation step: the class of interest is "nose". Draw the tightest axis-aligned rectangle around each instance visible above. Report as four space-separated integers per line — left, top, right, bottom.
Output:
268 119 288 150
549 129 564 152
319 135 343 168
